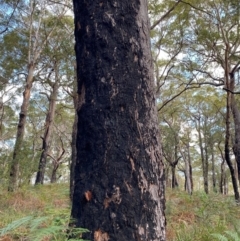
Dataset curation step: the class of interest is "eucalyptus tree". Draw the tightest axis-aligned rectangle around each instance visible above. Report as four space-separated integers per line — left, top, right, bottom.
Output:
151 0 240 199
71 0 166 240
5 0 71 191
176 0 240 200
35 14 74 184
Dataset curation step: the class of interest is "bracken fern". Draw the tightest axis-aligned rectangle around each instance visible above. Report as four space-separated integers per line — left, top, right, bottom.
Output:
212 224 240 241
0 215 89 241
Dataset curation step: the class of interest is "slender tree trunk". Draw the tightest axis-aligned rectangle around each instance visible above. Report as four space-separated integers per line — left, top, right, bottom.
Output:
0 96 3 136
35 71 59 184
218 142 225 194
171 143 179 188
180 148 192 194
231 94 240 184
197 117 208 194
8 63 34 191
171 164 178 188
186 144 192 194
71 0 166 240
203 125 209 194
225 91 240 201
211 146 217 192
50 164 58 183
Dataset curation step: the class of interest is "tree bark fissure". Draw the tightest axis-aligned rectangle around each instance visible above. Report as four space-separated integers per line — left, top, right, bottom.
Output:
71 0 166 240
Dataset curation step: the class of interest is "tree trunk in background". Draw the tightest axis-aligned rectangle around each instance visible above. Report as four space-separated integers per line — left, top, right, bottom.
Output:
196 117 208 194
35 67 59 185
211 146 217 192
231 92 240 184
71 0 166 240
225 89 239 201
8 63 34 191
171 142 179 188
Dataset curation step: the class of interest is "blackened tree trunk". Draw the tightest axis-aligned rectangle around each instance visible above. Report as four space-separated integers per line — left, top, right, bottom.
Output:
71 0 166 240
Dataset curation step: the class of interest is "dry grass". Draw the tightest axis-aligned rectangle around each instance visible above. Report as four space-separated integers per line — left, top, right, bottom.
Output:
0 184 70 229
165 188 240 241
1 184 240 241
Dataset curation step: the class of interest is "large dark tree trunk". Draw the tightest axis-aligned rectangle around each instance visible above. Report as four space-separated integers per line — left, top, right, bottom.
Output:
71 0 166 240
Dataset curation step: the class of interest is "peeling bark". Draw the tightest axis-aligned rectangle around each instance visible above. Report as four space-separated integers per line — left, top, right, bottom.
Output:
71 0 166 240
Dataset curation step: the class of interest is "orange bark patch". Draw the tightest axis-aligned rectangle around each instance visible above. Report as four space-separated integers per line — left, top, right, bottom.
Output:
84 191 92 201
94 229 109 241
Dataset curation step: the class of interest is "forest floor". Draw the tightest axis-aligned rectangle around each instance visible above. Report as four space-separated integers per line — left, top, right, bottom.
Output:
0 184 240 241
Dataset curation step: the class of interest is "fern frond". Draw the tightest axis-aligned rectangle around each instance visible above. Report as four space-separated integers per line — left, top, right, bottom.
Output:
224 230 240 241
0 216 33 236
211 233 228 241
30 225 64 241
29 216 49 232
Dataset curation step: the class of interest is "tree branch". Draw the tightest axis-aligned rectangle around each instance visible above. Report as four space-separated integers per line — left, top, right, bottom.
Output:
150 0 182 30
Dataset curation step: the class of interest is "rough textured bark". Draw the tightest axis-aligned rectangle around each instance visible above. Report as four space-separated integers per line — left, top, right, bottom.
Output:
35 68 59 185
8 63 34 191
71 0 166 240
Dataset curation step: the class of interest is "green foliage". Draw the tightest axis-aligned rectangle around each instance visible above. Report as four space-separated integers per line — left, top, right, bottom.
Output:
0 184 88 241
0 214 88 241
166 189 240 241
211 222 240 241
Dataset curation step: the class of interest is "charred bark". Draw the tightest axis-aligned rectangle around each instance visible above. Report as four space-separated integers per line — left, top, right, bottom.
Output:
71 0 166 240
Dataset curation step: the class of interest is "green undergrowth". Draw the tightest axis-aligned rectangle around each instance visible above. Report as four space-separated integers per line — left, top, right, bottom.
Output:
166 188 240 241
1 184 240 240
0 183 88 241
